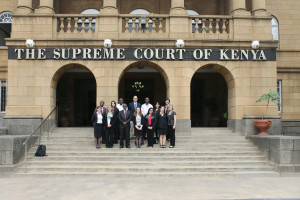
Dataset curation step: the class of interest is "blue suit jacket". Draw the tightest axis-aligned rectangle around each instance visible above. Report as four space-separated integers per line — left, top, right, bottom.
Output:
128 102 141 116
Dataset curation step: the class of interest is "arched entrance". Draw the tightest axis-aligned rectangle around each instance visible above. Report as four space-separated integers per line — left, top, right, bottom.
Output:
53 64 96 127
191 64 234 127
119 61 168 105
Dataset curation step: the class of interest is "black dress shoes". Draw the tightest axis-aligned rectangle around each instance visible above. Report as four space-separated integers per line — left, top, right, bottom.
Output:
126 146 130 148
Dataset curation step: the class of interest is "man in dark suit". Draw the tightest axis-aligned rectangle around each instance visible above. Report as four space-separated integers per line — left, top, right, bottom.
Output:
128 95 141 116
118 103 132 148
128 95 141 138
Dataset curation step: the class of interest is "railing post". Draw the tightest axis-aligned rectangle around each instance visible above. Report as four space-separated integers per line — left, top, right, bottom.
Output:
39 127 41 145
24 143 27 173
48 117 50 140
59 18 64 33
74 18 79 33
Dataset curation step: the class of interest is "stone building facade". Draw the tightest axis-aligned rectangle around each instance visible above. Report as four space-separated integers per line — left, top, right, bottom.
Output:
0 0 298 136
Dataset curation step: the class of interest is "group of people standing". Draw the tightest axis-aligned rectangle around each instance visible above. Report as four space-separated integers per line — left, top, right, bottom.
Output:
91 96 177 149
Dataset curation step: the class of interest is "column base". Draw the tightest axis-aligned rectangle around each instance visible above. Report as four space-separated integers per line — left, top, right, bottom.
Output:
13 7 33 14
170 8 187 15
251 9 270 16
34 6 54 14
231 9 251 16
100 7 118 14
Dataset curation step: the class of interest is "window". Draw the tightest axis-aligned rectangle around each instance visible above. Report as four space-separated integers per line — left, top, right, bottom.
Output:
0 12 12 46
188 10 199 15
130 9 150 15
0 80 7 112
277 80 282 113
272 17 279 41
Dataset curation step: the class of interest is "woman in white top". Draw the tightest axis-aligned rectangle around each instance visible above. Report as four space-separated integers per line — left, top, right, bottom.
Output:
133 107 144 148
91 106 104 149
103 106 117 148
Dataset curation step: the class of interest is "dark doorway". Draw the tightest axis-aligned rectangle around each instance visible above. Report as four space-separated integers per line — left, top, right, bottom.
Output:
56 69 96 127
191 69 228 127
119 66 166 105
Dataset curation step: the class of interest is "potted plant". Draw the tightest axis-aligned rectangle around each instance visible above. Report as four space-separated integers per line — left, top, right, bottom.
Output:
254 89 280 135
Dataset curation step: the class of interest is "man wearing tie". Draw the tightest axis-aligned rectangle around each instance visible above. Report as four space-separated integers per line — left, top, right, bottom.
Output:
128 96 141 137
118 103 132 148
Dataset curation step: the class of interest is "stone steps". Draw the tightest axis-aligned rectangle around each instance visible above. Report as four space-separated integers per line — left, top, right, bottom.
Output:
13 171 279 178
13 127 279 177
15 166 274 173
24 155 268 161
22 160 271 167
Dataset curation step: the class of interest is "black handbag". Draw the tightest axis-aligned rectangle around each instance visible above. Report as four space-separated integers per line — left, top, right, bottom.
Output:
35 144 47 157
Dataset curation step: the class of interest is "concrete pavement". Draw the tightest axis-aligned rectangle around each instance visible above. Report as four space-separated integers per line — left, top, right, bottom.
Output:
0 177 300 200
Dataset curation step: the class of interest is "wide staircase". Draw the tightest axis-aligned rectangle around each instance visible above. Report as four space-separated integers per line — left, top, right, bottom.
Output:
13 127 279 177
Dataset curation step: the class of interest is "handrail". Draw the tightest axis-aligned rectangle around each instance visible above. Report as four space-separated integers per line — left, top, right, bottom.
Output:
23 106 57 146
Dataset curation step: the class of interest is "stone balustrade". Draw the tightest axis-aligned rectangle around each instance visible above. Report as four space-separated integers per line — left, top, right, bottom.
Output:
56 15 98 34
120 15 168 34
190 16 232 39
52 14 243 41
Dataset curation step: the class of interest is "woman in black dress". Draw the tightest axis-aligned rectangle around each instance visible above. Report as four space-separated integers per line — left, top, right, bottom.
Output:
154 102 160 144
91 106 104 149
157 106 168 148
111 100 119 145
103 106 117 148
145 108 156 148
167 105 177 148
133 107 144 148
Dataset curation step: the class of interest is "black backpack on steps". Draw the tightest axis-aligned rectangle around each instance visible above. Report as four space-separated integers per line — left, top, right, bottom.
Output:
35 145 47 157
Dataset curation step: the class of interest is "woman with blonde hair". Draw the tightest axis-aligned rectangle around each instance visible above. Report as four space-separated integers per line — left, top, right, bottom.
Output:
167 104 177 148
133 107 144 148
103 106 117 148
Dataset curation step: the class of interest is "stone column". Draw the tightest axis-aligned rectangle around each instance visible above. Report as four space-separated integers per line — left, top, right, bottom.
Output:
35 0 54 14
230 0 249 16
15 0 33 14
252 0 267 16
170 0 187 15
101 0 118 14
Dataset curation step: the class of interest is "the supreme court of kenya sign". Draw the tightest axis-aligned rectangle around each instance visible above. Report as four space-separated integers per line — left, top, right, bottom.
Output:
8 48 276 61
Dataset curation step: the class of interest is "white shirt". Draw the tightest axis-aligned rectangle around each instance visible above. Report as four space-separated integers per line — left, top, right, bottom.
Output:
117 104 124 111
97 112 103 124
141 103 153 116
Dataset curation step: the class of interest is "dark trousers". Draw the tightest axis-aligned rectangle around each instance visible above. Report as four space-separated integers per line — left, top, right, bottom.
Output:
114 124 120 144
105 126 114 147
146 127 155 147
168 125 175 146
142 125 147 139
102 126 106 144
120 125 130 147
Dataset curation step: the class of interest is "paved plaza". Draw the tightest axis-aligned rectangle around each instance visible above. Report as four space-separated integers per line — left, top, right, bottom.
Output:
0 177 299 200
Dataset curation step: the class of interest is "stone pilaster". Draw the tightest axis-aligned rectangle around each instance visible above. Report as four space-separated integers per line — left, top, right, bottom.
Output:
14 0 33 14
100 0 118 14
170 0 187 15
230 0 250 16
35 0 54 14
